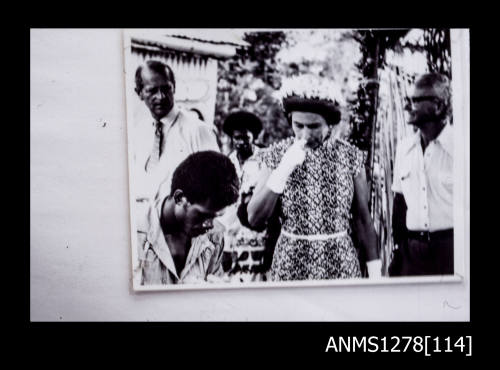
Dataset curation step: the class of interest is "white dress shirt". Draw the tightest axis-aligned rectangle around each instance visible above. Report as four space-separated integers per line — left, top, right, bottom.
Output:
392 123 453 232
131 105 220 202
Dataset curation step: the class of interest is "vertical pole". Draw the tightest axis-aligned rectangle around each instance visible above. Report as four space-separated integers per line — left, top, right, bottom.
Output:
366 35 380 212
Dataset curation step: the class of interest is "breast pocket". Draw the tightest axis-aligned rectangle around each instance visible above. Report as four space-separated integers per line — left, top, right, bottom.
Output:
439 172 453 194
399 168 412 199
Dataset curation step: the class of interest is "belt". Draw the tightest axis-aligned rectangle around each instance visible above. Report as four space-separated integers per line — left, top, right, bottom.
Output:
407 229 453 242
280 229 347 241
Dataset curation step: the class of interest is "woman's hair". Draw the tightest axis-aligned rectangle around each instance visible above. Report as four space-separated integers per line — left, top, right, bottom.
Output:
279 75 344 126
170 151 239 209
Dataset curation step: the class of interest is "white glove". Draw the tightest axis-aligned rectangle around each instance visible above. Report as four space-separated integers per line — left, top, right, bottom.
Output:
366 259 382 278
266 139 307 194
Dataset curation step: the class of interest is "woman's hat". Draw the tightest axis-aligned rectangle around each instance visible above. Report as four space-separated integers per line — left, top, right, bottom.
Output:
222 111 263 138
279 75 344 125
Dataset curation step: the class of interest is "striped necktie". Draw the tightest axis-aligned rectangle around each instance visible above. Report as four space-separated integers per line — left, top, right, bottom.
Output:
146 120 163 171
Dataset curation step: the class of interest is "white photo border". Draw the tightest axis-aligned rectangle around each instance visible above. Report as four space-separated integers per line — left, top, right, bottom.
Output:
123 28 470 292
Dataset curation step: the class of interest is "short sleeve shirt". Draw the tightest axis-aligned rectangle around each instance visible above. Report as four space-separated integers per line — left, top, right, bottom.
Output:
132 106 220 202
136 196 225 285
391 123 453 232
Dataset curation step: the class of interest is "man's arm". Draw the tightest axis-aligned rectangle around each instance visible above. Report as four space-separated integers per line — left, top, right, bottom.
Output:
392 192 408 247
140 244 164 285
206 232 226 281
390 138 409 247
137 204 165 285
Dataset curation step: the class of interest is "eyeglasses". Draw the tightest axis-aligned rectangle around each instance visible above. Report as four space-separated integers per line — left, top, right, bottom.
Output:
405 96 441 105
404 96 442 111
143 83 174 97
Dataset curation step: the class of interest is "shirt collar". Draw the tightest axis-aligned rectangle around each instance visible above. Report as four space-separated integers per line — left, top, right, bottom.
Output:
434 122 453 156
228 149 239 163
146 194 219 282
406 129 421 153
155 105 180 129
229 144 258 170
146 196 180 280
405 122 453 156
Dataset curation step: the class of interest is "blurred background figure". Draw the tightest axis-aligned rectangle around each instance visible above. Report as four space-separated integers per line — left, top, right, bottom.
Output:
223 111 264 178
217 111 277 282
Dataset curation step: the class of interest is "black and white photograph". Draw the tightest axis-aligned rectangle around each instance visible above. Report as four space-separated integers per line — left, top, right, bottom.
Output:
123 28 469 291
30 27 469 324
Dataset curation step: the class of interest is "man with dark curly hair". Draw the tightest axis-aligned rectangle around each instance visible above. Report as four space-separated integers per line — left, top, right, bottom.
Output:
136 151 239 285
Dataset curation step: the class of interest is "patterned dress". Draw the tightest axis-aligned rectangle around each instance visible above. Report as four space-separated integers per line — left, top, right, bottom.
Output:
225 147 268 282
258 134 365 281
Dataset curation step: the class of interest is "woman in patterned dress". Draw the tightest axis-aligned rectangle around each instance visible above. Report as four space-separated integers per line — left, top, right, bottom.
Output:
247 75 382 281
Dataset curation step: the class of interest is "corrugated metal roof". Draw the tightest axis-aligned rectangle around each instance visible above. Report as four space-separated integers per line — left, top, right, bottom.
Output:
131 33 243 59
162 29 249 47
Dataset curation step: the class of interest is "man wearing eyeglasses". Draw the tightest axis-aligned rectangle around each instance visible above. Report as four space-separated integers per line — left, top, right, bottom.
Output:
390 73 454 276
133 60 220 203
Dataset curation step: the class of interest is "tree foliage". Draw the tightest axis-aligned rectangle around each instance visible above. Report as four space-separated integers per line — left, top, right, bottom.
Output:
215 28 452 154
424 28 452 78
215 31 291 149
215 30 363 150
346 30 410 152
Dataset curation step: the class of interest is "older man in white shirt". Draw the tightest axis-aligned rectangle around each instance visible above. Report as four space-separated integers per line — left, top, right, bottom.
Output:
132 60 220 204
391 73 454 276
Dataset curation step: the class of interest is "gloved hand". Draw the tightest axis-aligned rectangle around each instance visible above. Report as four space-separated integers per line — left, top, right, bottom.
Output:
366 259 382 278
266 139 307 194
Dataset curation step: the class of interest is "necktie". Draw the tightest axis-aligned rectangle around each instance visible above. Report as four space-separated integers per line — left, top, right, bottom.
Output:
146 120 163 171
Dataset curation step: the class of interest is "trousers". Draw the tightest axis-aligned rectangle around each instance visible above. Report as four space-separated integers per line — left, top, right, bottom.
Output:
399 229 454 276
